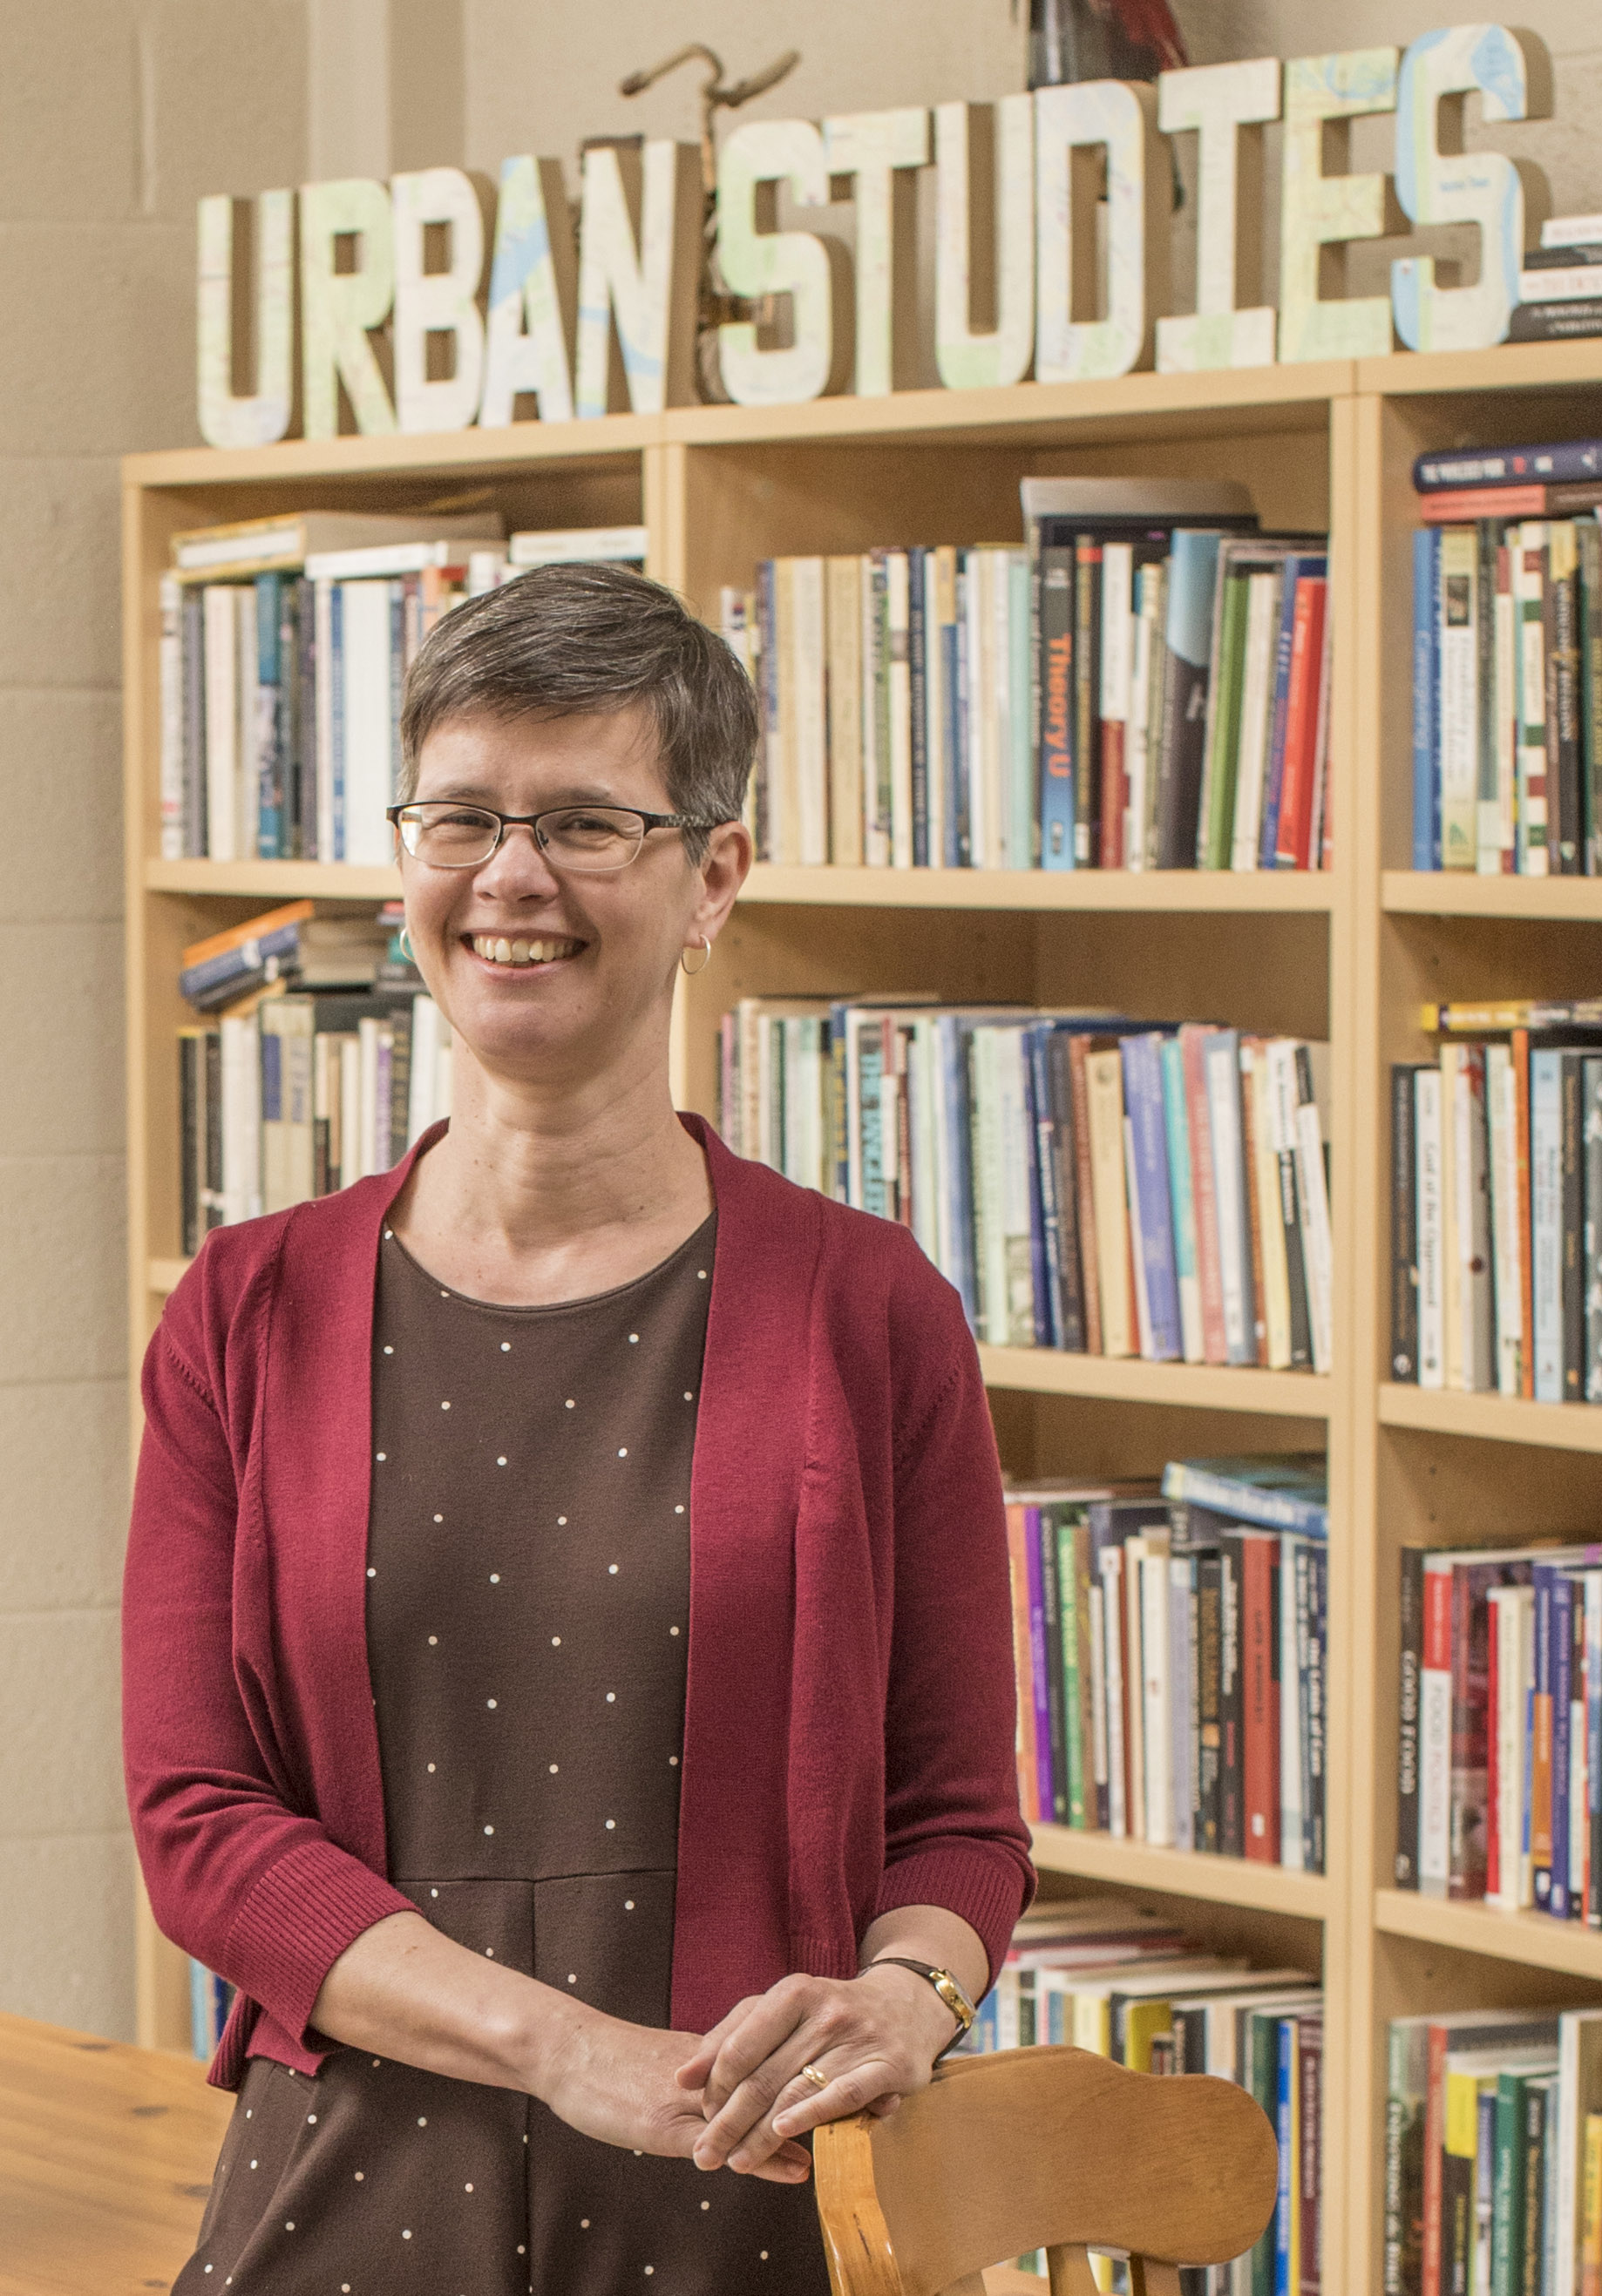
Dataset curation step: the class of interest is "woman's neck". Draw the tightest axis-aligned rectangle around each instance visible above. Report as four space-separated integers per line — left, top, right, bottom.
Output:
388 1051 715 1308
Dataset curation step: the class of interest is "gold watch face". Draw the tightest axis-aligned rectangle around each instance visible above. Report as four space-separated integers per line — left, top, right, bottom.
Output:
932 1969 975 2030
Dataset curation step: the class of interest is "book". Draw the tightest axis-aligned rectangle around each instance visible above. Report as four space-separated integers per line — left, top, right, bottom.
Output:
170 507 504 577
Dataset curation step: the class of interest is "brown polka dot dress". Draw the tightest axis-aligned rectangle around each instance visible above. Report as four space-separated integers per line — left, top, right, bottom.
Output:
175 1212 832 2295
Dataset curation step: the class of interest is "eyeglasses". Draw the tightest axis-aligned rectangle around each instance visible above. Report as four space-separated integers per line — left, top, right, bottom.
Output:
385 801 730 873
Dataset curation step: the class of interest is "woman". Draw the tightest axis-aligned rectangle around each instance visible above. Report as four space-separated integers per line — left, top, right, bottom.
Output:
124 563 1033 2294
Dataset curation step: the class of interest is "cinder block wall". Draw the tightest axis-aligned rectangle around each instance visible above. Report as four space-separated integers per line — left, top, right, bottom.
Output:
1 0 1598 2045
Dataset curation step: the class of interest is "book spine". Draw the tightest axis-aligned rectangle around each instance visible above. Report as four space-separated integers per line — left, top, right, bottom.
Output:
1047 1031 1088 1351
1417 439 1602 489
1275 571 1326 870
1477 518 1503 872
907 544 929 868
1564 1053 1587 1401
1397 1547 1424 1886
1219 1541 1245 1857
1554 1575 1576 1918
1056 1512 1086 1828
1038 542 1076 868
1205 1030 1258 1367
1038 1506 1069 1825
1415 525 1442 869
1183 1025 1229 1364
1578 524 1602 876
1205 566 1250 870
1417 1067 1445 1389
1161 1034 1205 1363
1591 1575 1602 1929
1074 538 1103 865
1517 524 1551 876
1300 2017 1323 2296
1438 525 1478 868
1420 1558 1453 1899
1533 1051 1565 1400
1239 1534 1280 1864
1535 1568 1556 1911
1393 1064 1422 1380
1550 520 1583 872
1123 1033 1183 1362
1005 1502 1040 1820
1197 1554 1223 1855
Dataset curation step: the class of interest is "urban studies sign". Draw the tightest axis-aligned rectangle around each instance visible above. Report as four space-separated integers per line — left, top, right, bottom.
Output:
197 24 1550 449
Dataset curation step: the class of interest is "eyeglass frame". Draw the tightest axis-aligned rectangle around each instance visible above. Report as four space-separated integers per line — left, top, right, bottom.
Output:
384 800 736 871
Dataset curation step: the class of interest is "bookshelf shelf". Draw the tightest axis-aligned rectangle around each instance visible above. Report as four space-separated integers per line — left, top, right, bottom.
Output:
1381 870 1602 921
1032 1824 1330 1920
979 1347 1331 1417
127 338 1602 2293
1376 1383 1602 1453
1373 1891 1602 1984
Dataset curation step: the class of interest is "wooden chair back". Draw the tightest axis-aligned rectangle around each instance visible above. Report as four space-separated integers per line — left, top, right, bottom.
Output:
812 2045 1280 2296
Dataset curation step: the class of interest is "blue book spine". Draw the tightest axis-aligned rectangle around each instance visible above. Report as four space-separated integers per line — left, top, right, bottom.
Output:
1412 526 1440 870
1159 1463 1329 1539
329 580 347 863
1025 1026 1054 1347
1121 1032 1183 1361
908 545 929 867
179 919 303 1002
1415 437 1602 491
1534 1565 1555 1908
1024 1507 1054 1822
1532 1050 1565 1401
1274 2020 1294 2296
1008 552 1035 869
941 619 962 868
1037 545 1076 870
1553 1572 1575 1916
255 572 282 859
1159 1034 1200 1361
1259 556 1325 868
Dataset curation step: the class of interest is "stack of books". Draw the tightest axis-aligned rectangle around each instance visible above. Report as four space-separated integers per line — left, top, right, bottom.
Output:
981 1901 1323 2295
1409 439 1601 874
1006 1458 1328 1874
719 478 1333 874
1510 213 1602 344
1395 1540 1602 1920
718 999 1334 1373
176 903 452 1252
158 517 646 864
1390 999 1602 1400
1385 2005 1602 2296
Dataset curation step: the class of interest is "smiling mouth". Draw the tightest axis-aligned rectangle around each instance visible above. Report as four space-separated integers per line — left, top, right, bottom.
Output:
468 933 586 968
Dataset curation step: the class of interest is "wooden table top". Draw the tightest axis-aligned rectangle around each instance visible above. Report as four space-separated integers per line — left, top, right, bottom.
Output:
0 2012 229 2295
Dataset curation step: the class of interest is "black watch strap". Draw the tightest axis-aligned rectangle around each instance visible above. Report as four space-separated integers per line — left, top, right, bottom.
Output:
867 1955 977 2045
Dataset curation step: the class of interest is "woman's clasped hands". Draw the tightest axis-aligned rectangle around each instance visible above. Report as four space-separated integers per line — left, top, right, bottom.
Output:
675 1964 961 2177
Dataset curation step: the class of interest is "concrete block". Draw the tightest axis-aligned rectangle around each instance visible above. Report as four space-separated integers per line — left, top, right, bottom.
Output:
0 1606 126 1833
0 1156 126 1385
0 925 124 1157
0 3 139 224
0 1829 135 2040
0 690 124 922
0 221 196 456
0 457 121 687
142 0 307 219
0 1380 127 1613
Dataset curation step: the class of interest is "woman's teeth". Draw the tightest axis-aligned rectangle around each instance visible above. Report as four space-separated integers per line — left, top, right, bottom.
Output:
471 934 582 966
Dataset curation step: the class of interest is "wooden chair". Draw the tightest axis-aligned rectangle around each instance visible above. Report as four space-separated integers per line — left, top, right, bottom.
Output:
812 2044 1280 2296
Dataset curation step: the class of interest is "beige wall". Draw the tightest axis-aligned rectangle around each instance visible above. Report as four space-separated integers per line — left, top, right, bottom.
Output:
0 0 1599 2043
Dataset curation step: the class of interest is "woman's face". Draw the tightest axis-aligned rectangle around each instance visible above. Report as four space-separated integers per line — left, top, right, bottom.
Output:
400 704 748 1089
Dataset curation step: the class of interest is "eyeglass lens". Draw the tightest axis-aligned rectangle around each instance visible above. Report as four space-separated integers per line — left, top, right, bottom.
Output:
399 804 648 871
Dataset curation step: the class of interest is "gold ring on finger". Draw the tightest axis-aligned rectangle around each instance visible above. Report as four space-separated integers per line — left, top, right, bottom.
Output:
799 2062 829 2092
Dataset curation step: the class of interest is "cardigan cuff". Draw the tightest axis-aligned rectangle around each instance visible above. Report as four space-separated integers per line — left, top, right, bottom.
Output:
223 1837 417 2051
875 1841 1035 1990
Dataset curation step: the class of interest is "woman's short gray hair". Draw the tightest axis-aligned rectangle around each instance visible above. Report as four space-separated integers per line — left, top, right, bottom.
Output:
399 561 757 861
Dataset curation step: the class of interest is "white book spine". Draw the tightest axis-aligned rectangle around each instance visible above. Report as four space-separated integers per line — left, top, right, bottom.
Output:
1488 1588 1520 1911
791 559 828 867
341 579 397 868
1204 1037 1252 1366
991 550 1013 868
1230 570 1278 871
1087 1579 1109 1814
1418 1559 1452 1898
1436 528 1478 869
1280 1537 1306 1873
234 586 259 863
922 555 947 871
1123 1544 1146 1841
1487 1045 1524 1394
962 554 988 869
1416 1067 1444 1388
887 552 913 869
1139 1550 1172 1848
1456 1047 1494 1392
860 558 886 868
996 1029 1035 1348
1293 1070 1335 1377
159 572 184 859
1171 1556 1196 1852
1494 572 1517 867
358 1015 383 1179
1125 570 1155 873
202 584 238 862
315 579 336 863
1100 1552 1126 1839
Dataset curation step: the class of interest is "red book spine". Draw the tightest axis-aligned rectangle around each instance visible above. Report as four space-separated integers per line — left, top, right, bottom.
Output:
1182 1024 1228 1364
1422 2024 1448 2296
1100 720 1126 870
1485 1591 1502 1900
1004 1503 1039 1821
1274 577 1327 870
1242 1533 1281 1863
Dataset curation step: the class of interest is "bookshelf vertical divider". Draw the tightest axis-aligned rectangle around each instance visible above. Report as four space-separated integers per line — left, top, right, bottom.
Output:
119 344 1602 2289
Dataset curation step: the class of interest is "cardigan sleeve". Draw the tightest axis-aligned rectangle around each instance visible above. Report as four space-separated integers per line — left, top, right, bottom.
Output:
122 1278 415 2056
872 1248 1035 1988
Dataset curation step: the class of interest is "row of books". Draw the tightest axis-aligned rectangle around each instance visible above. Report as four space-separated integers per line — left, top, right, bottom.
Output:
1409 434 1602 876
1006 1460 1327 1874
1395 1540 1602 1921
1390 1000 1602 1401
718 478 1333 875
1504 213 1602 346
1386 2004 1602 2296
981 1900 1322 2296
158 511 648 864
717 998 1334 1372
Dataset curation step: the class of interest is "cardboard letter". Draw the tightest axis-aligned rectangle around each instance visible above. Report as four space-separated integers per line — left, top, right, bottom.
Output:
392 167 489 434
1391 24 1544 353
479 155 577 426
574 139 700 418
1035 79 1166 383
716 119 849 406
300 178 397 438
822 108 929 397
196 190 295 448
1156 58 1281 373
1279 49 1399 362
934 98 1035 390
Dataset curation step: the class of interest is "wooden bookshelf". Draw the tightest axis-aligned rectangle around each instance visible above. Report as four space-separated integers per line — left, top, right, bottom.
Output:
121 339 1602 2288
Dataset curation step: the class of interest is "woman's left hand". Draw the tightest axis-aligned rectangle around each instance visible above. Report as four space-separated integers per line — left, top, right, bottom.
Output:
674 1963 960 2174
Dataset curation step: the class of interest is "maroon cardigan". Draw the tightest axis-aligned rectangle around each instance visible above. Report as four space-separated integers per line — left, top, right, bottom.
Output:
123 1115 1033 2089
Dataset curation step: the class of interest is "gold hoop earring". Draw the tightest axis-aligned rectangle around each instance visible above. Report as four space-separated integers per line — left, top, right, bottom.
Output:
681 934 712 977
397 924 417 965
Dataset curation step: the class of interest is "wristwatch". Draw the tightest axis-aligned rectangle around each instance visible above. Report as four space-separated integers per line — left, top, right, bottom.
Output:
869 1956 978 2051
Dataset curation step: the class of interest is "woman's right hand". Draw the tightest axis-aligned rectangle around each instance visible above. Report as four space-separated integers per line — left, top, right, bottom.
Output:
541 2005 812 2183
